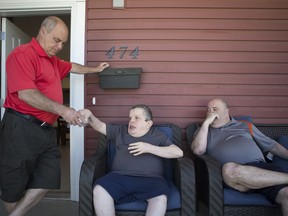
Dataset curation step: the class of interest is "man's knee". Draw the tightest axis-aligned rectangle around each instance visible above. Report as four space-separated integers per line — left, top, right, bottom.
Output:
93 185 102 197
147 194 167 204
3 201 18 214
222 162 242 180
276 187 288 205
93 185 110 200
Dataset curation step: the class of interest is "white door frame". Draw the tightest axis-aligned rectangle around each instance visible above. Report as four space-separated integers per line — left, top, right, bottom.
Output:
0 0 86 201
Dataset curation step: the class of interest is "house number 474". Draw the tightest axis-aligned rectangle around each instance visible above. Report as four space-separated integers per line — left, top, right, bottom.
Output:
105 46 139 59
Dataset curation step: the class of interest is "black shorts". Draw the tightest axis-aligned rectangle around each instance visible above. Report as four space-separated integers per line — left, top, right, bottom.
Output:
0 111 61 202
245 161 288 203
224 161 288 203
94 173 169 204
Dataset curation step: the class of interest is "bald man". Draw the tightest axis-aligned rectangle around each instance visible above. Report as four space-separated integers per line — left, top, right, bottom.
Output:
191 98 288 216
0 16 109 216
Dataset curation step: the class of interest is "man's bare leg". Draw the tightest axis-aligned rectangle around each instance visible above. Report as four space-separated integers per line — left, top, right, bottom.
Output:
93 185 115 216
222 162 288 192
146 195 167 216
3 188 48 216
3 202 17 214
276 187 288 216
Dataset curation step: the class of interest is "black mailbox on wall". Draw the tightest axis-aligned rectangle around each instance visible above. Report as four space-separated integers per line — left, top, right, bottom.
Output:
99 68 142 89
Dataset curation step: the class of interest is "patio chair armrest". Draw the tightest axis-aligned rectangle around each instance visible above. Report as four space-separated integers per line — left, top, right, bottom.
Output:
79 153 107 216
174 157 196 216
194 154 224 215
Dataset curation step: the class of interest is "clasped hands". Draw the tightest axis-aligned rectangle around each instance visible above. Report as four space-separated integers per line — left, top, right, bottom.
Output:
76 109 91 127
62 108 91 127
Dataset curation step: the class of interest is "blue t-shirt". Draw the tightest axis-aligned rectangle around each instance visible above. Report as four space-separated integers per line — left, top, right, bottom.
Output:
107 124 173 178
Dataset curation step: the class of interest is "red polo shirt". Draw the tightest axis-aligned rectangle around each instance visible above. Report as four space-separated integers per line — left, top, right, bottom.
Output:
4 38 72 124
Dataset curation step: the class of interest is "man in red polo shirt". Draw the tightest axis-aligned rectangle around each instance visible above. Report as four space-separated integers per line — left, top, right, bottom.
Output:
0 16 109 216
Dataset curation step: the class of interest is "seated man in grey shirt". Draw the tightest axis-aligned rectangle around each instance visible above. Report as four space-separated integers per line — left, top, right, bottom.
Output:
191 98 288 215
79 104 183 216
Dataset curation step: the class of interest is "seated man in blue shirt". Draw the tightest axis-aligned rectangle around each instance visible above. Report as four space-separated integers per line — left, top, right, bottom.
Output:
79 104 183 216
191 98 288 216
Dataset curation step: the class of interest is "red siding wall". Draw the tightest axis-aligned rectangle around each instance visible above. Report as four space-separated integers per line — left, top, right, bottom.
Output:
85 0 288 156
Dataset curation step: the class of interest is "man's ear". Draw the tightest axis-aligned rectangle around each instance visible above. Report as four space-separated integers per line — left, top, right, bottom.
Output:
225 108 229 115
147 120 153 127
40 26 47 36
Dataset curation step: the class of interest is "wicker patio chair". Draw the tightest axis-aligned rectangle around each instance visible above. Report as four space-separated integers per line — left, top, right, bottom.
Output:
79 123 196 216
186 122 288 216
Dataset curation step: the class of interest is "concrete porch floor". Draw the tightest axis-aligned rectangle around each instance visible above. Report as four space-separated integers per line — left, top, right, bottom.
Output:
0 199 208 216
0 198 79 216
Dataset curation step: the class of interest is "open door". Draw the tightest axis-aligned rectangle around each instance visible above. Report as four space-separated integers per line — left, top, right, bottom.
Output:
0 18 31 118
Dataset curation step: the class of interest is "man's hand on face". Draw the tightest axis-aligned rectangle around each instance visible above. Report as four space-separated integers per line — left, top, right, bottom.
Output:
205 112 219 125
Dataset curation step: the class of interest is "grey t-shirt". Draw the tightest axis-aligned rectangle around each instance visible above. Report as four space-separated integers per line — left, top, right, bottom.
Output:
107 124 173 178
205 118 277 166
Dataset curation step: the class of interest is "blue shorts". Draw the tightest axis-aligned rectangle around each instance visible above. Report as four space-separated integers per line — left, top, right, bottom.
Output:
94 173 169 204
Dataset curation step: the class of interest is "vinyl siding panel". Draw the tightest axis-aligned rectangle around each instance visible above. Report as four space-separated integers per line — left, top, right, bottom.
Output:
85 0 288 155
